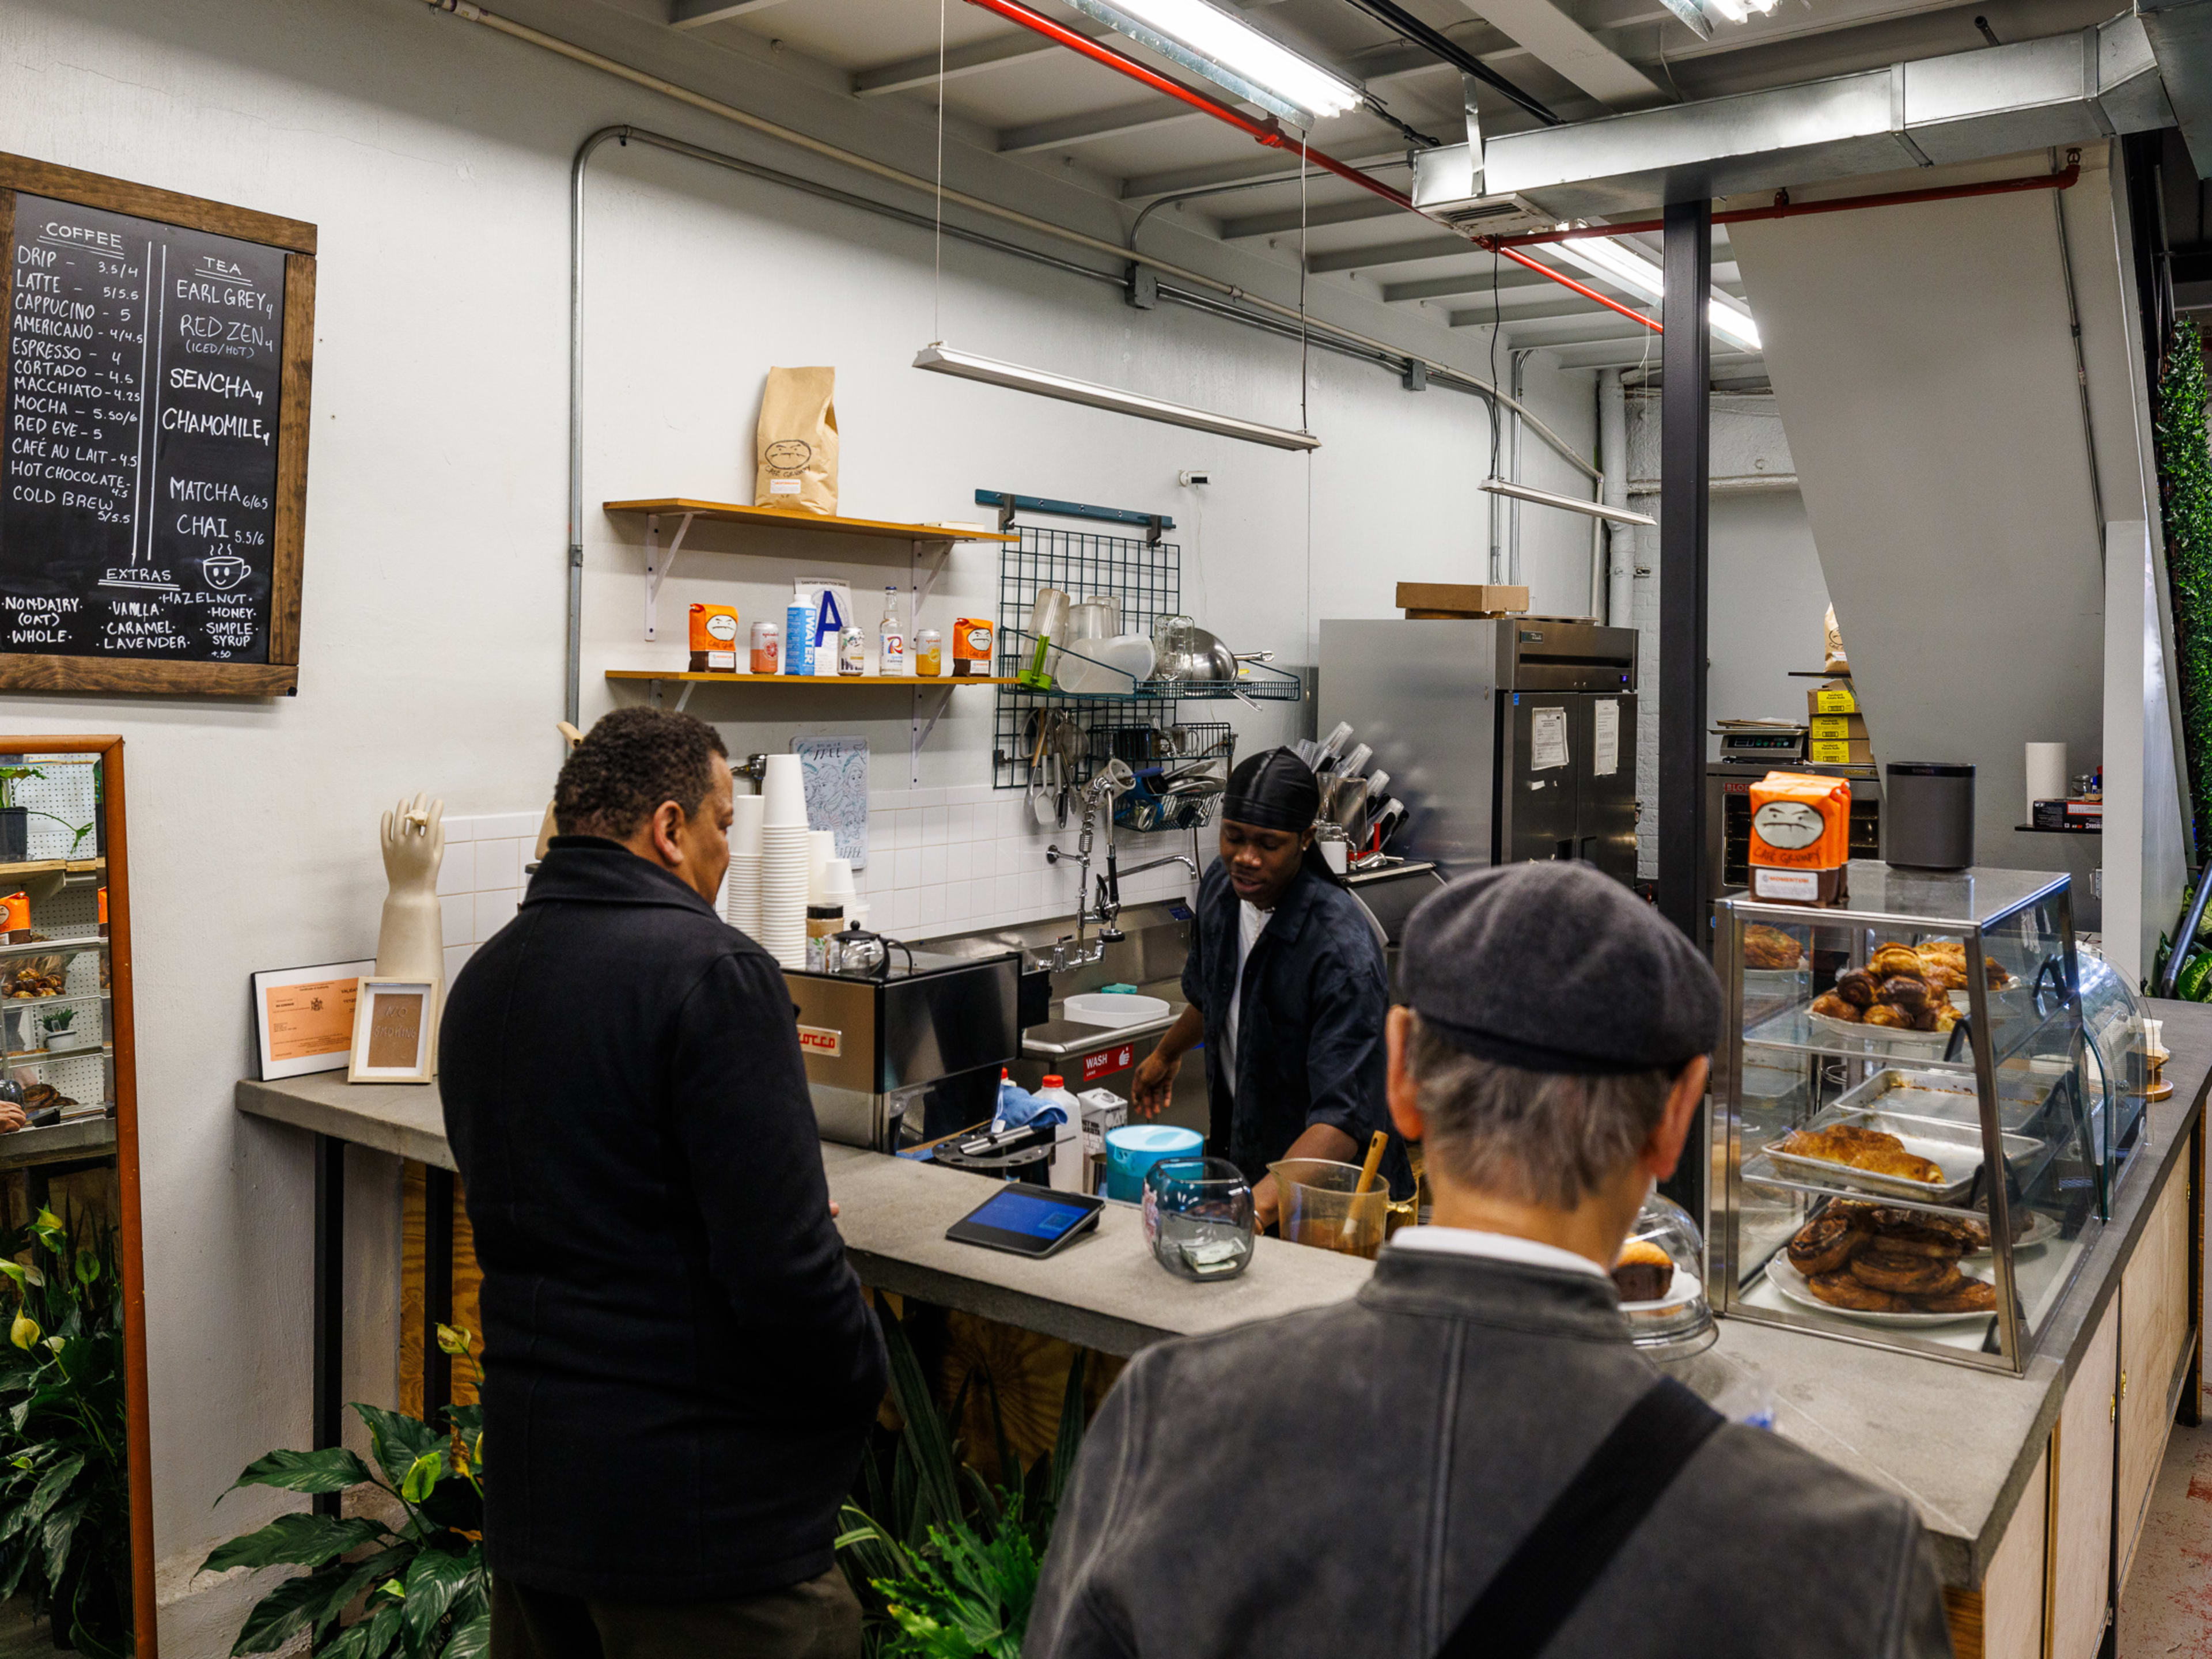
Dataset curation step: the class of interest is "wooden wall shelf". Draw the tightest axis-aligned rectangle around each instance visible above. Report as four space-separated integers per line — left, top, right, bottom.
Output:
603 499 1018 546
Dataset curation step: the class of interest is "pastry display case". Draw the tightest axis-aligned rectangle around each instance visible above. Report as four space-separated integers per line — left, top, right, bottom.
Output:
1711 863 2141 1373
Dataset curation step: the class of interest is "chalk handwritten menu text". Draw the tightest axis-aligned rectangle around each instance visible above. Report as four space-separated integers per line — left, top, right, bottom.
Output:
4 194 286 666
0 157 313 696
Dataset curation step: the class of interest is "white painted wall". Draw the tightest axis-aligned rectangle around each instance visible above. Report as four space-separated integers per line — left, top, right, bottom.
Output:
0 0 1596 1650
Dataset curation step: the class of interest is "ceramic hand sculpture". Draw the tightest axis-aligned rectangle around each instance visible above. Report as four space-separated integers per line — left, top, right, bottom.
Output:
376 792 445 985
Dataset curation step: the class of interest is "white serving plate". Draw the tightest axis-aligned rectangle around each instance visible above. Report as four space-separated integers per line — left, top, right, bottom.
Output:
1620 1266 1703 1315
1064 992 1172 1029
1764 1256 1998 1326
1967 1210 2060 1256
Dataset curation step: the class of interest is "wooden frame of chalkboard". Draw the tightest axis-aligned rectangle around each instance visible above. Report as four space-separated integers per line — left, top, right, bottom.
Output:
0 154 315 696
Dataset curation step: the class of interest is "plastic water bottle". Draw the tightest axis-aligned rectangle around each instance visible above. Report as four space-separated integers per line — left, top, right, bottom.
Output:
783 582 811 676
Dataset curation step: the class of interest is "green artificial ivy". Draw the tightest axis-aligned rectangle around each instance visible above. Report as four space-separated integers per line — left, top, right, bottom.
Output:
2156 319 2212 857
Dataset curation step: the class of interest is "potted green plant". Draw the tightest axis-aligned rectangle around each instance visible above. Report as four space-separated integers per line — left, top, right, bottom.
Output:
41 1006 90 1053
0 767 40 863
204 1324 487 1658
0 1208 132 1656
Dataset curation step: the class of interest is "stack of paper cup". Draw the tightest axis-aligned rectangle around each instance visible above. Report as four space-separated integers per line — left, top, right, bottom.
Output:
757 756 812 968
2025 742 2068 818
818 857 857 911
725 793 764 938
806 829 838 903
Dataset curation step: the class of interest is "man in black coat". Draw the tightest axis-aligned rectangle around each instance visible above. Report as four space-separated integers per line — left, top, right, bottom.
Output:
442 707 886 1659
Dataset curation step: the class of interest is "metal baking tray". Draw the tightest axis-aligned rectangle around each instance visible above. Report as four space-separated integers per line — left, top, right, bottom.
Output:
1759 1102 2043 1203
1831 1066 2059 1134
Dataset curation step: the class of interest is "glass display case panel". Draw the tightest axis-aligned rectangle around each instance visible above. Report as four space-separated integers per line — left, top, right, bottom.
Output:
1713 862 2107 1374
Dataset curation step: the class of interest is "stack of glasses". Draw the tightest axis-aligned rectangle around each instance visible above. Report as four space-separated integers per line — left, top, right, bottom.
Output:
756 755 812 968
725 793 764 939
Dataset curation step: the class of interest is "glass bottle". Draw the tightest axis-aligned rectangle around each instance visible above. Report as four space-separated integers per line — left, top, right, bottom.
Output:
878 586 907 677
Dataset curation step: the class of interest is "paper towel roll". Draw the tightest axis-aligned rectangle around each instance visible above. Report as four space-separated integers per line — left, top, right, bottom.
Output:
2025 743 2068 816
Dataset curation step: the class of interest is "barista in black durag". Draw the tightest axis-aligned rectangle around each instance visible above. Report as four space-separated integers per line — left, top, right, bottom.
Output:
1132 748 1410 1229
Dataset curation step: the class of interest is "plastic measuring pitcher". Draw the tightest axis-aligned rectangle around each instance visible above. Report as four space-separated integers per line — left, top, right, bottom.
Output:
1269 1157 1390 1259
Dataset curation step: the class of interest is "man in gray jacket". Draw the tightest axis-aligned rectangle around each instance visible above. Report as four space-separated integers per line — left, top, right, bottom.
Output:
1028 862 1952 1659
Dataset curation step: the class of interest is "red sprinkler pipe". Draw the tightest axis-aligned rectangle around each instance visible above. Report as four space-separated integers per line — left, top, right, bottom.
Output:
1486 240 1661 332
960 0 1413 209
1493 155 2081 248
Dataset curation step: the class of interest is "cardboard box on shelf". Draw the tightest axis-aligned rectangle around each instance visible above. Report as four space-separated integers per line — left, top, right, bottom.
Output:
1808 738 1874 765
1808 714 1867 742
1396 582 1530 617
1808 681 1857 717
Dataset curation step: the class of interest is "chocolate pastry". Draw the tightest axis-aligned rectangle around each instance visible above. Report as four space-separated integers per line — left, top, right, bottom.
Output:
1809 992 1861 1022
1833 968 1878 1009
1787 1214 1872 1275
1912 1005 1943 1032
1850 1251 1955 1294
1919 1278 1998 1313
1611 1238 1675 1303
1808 1270 1908 1312
1863 1005 1914 1029
1880 976 1931 1012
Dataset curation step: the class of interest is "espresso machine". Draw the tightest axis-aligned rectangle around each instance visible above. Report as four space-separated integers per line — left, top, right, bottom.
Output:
782 946 1022 1150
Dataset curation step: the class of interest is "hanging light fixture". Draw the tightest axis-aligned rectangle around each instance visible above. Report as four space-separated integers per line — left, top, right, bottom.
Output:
1478 478 1655 527
1059 0 1361 127
914 344 1320 450
1543 235 1763 354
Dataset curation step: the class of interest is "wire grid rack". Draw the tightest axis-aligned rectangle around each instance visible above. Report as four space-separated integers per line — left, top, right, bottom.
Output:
993 527 1183 791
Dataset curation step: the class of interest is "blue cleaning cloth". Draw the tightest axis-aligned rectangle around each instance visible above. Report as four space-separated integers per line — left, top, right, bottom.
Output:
993 1079 1066 1132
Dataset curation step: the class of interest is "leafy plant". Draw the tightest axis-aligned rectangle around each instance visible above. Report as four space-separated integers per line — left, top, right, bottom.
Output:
0 766 96 855
0 1207 132 1656
0 767 44 811
835 1297 1089 1659
203 1325 488 1659
42 1008 74 1035
2157 317 2212 858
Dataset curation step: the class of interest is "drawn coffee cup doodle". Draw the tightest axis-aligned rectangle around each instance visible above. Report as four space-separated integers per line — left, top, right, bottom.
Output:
202 552 249 591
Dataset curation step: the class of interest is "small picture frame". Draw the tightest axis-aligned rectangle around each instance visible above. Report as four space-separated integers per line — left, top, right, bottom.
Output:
347 978 439 1085
251 959 377 1081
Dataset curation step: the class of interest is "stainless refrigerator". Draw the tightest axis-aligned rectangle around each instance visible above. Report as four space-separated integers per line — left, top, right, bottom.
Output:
1317 618 1639 882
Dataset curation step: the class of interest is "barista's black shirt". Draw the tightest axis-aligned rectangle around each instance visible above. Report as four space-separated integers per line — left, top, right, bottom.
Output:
1180 859 1410 1195
440 838 886 1603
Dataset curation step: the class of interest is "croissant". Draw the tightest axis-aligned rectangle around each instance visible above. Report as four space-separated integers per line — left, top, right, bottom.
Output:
1870 944 1925 979
1834 968 1878 1008
1863 1004 1913 1028
1810 992 1861 1022
1881 976 1931 1012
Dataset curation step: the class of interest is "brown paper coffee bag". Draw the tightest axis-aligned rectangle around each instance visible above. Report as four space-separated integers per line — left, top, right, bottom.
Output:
754 366 839 516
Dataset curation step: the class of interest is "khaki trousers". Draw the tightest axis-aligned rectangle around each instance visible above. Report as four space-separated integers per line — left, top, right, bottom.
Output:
489 1567 863 1659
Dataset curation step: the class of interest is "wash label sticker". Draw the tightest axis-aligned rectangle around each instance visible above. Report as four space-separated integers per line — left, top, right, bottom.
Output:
1081 1043 1135 1082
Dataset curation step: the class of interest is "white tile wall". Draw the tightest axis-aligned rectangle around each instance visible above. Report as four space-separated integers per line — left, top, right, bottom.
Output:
848 782 1204 942
433 792 1206 967
435 811 545 984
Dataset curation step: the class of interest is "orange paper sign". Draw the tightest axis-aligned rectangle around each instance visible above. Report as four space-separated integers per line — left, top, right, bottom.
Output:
265 976 361 1063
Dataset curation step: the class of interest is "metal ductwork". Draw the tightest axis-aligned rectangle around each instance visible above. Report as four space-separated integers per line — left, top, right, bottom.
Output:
1412 13 2174 224
2139 0 2212 179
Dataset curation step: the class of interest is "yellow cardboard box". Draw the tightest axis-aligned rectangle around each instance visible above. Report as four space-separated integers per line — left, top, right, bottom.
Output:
1809 714 1867 741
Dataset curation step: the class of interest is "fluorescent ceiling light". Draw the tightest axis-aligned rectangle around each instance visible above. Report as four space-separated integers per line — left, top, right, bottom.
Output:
1480 478 1656 527
914 343 1320 450
1062 0 1361 127
1544 236 1763 354
1704 0 1751 21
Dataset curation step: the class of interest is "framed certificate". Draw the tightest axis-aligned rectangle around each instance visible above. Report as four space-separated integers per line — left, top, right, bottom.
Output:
251 960 376 1081
348 978 439 1085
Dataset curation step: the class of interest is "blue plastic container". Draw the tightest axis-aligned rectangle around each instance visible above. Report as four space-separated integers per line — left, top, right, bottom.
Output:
1103 1124 1203 1202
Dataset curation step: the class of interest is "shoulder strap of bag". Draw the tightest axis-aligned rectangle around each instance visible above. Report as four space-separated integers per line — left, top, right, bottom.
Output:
1435 1376 1725 1659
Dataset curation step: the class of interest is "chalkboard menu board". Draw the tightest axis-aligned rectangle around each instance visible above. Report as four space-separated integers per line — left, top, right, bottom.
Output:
0 154 315 696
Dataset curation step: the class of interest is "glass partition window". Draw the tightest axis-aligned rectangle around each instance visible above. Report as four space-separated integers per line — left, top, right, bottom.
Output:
1713 862 2127 1376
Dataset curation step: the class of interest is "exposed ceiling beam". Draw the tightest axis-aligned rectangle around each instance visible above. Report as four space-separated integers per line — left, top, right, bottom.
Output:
1444 294 1614 326
1120 149 1413 202
1498 312 1654 346
852 33 1060 96
1305 235 1474 273
1383 264 1554 302
1444 0 1669 108
1547 339 1756 369
1218 198 1405 239
997 99 1206 153
671 0 796 26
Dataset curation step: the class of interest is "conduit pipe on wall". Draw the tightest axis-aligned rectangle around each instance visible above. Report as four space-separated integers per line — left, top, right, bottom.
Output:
428 2 1594 460
1599 367 1631 627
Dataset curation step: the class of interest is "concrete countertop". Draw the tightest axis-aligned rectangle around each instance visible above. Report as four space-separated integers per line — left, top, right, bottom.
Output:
233 1001 2212 1590
0 1113 115 1171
